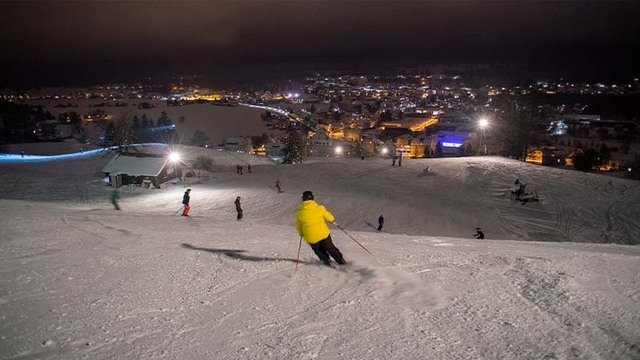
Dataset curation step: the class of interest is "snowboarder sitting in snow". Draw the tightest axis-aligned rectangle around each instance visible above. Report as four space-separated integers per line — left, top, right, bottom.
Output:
474 227 485 239
511 179 527 201
519 192 540 205
182 189 191 216
295 191 346 267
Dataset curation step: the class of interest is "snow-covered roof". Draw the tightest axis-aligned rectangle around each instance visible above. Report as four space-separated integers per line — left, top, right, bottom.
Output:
101 154 168 176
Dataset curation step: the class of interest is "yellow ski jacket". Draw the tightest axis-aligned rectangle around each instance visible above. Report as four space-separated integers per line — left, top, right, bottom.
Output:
295 200 335 244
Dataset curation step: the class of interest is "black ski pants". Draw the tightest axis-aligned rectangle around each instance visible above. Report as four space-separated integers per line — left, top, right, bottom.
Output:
310 235 345 265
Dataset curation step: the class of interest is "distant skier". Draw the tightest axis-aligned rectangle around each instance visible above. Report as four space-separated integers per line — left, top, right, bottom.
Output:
236 164 241 174
110 188 121 210
295 191 346 267
398 154 403 166
182 188 191 216
275 179 283 193
392 155 397 166
247 164 252 173
234 196 243 220
377 214 384 231
239 165 243 175
474 227 485 239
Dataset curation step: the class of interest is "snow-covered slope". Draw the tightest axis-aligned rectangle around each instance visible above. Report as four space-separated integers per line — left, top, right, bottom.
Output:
1 151 639 359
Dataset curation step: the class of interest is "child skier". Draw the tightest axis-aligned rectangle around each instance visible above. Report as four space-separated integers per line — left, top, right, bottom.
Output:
182 189 191 216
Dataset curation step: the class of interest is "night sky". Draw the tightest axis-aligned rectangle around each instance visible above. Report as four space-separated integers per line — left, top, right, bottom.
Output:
1 1 639 87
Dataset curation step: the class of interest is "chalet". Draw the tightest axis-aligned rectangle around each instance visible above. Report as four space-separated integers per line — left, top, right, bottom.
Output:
224 136 253 153
102 153 181 188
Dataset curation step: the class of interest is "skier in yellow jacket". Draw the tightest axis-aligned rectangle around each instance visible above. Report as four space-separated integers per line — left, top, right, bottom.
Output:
295 191 346 267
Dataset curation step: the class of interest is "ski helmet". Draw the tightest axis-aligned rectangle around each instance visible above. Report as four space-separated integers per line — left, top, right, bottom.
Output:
302 191 314 201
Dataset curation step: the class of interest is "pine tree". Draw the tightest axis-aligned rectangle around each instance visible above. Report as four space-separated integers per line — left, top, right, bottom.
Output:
282 123 305 164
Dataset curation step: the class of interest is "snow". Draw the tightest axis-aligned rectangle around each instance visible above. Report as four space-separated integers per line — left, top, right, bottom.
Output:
1 149 639 359
102 155 169 177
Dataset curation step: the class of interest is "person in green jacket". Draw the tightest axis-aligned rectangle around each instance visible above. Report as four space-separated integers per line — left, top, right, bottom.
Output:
110 188 121 210
295 191 346 267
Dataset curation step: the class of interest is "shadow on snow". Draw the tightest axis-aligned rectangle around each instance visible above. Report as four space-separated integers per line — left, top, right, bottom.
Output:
181 243 314 264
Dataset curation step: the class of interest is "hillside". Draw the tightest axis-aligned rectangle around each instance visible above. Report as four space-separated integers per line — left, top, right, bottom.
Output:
0 149 639 359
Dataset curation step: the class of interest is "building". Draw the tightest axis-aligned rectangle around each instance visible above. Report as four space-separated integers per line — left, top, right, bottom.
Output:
307 131 335 157
223 136 253 153
102 153 180 188
432 131 470 156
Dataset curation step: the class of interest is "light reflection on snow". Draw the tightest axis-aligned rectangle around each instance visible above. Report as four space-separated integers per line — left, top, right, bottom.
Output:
0 143 167 163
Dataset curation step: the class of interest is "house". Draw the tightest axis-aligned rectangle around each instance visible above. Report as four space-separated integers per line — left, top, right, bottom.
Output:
307 131 335 157
223 136 253 153
102 153 181 188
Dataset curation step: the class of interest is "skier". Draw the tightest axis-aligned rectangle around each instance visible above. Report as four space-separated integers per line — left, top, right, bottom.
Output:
295 191 346 267
474 227 485 239
236 164 241 174
377 214 384 231
239 165 243 175
110 188 121 210
398 154 403 166
234 196 243 220
182 188 191 216
247 164 252 173
392 155 397 166
275 179 283 193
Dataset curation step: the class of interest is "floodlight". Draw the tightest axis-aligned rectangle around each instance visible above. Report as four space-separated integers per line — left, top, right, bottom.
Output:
168 152 182 163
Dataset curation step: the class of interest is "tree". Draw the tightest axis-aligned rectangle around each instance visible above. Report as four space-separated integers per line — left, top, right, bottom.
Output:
493 97 535 160
192 156 214 172
282 123 305 164
131 115 141 131
68 112 83 133
179 116 186 124
104 116 132 148
192 130 209 147
157 111 171 126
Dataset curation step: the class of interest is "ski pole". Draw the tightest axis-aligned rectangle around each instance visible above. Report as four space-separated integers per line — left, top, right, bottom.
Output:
173 206 184 215
334 223 373 255
294 236 303 274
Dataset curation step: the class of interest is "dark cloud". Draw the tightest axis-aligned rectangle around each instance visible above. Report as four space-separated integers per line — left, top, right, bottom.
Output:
1 1 638 87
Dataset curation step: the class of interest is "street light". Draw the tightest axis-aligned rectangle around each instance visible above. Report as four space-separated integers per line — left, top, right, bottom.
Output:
478 118 489 155
335 146 343 155
381 147 388 155
168 152 182 163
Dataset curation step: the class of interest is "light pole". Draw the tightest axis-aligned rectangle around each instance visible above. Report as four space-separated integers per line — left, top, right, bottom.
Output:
478 118 488 155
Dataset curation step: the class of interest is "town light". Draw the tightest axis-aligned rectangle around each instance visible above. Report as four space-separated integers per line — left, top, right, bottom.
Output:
168 152 182 163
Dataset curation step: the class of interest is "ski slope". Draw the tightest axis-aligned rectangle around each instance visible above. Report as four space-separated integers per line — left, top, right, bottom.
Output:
1 149 639 359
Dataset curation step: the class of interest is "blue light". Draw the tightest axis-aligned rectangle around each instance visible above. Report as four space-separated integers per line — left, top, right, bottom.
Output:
441 142 463 148
0 143 167 164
